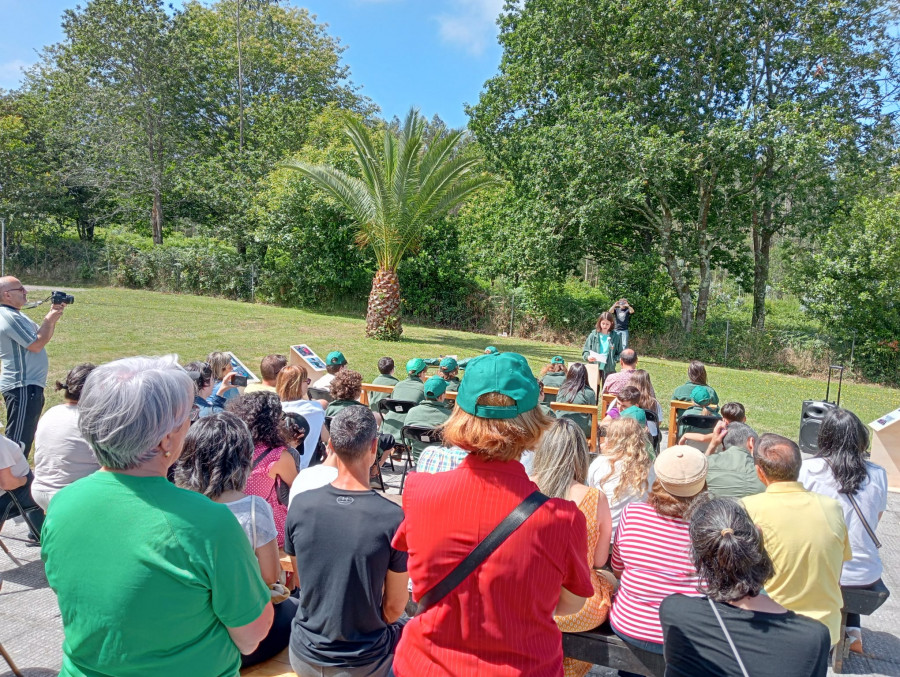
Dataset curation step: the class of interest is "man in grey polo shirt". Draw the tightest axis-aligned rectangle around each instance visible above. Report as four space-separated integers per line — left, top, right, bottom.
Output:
0 277 65 458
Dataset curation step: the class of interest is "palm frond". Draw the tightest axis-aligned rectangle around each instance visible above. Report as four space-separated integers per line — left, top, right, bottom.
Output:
281 159 375 226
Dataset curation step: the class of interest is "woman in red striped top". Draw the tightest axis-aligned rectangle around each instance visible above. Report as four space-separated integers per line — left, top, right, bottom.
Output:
610 445 708 659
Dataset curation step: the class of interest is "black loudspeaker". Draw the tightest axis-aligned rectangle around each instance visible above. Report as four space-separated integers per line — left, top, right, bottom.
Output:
799 400 837 454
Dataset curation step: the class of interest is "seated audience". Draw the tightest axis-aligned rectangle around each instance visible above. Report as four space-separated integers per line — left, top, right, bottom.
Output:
42 356 272 676
325 369 365 417
245 354 287 393
538 381 557 418
706 422 765 499
532 419 613 677
175 412 298 667
601 349 639 395
31 363 99 510
582 312 622 383
616 385 649 428
672 360 719 404
630 369 662 429
392 352 592 677
799 408 888 653
610 445 707 657
229 391 298 548
742 434 851 646
403 376 452 461
438 356 461 392
539 356 569 402
556 362 597 437
0 433 43 541
660 497 831 677
680 401 746 454
208 351 240 402
676 386 721 439
588 418 655 535
312 350 348 392
380 358 427 438
288 438 338 506
369 357 399 413
285 406 408 677
186 361 238 418
276 365 327 468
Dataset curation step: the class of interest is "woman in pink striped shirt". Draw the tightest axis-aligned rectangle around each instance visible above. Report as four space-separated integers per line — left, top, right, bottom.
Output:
609 445 708 665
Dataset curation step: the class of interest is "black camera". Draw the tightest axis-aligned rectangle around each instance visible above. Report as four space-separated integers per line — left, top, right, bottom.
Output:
51 290 75 305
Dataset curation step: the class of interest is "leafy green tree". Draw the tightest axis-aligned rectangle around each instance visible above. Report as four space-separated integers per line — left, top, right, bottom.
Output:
470 0 899 332
284 108 496 340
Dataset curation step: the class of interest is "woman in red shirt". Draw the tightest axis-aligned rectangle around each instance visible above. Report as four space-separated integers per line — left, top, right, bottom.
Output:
392 352 593 677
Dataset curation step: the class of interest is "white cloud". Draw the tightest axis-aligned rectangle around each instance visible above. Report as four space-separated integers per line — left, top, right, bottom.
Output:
0 59 30 88
436 0 504 57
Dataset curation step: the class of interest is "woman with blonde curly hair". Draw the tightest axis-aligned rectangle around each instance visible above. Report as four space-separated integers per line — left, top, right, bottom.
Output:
532 418 614 677
588 417 654 534
392 353 594 677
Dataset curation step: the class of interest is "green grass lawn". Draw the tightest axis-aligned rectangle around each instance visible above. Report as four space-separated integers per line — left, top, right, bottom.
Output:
28 286 899 440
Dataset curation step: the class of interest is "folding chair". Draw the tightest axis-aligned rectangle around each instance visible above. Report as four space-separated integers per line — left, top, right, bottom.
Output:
378 399 418 474
677 414 721 451
643 408 661 454
400 425 441 494
308 387 334 403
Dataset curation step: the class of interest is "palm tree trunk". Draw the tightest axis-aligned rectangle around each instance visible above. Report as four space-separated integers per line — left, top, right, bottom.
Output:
366 268 402 340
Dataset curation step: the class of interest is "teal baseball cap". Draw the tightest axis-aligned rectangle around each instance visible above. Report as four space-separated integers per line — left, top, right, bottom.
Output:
424 376 448 399
691 385 712 407
455 353 539 420
326 351 347 366
484 346 499 354
406 358 427 374
550 355 565 365
440 356 459 372
620 405 648 427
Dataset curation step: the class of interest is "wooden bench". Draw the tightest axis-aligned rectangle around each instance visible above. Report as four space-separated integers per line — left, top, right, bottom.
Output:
563 626 665 676
833 580 890 673
599 392 617 419
667 400 693 448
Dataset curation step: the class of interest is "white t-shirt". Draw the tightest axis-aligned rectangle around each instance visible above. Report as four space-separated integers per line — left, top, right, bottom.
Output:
588 454 655 534
225 495 278 549
311 373 335 391
280 399 326 469
0 435 29 497
799 456 887 586
32 404 99 501
288 465 339 508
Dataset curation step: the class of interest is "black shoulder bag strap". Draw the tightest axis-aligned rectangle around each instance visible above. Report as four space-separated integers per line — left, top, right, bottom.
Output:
416 490 549 613
251 446 277 471
847 491 882 549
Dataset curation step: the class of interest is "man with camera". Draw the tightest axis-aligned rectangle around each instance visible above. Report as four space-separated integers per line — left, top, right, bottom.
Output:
0 277 66 459
608 298 635 349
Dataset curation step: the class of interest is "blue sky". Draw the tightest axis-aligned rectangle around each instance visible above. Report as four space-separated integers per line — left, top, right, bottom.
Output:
0 0 504 128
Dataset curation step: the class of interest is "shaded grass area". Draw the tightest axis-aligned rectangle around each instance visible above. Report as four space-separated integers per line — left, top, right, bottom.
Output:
27 287 900 440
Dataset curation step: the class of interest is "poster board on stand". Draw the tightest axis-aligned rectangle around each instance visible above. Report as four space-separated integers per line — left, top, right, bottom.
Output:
869 406 900 492
226 352 259 383
584 362 600 396
290 344 327 382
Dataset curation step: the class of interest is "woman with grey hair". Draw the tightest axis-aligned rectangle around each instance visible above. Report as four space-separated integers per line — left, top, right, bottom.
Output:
175 412 298 668
531 418 613 677
660 497 830 676
41 355 273 677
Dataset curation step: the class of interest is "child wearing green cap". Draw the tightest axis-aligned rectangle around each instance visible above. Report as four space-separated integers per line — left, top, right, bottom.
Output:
312 350 348 392
403 376 453 461
380 358 427 438
676 385 722 440
539 357 568 404
672 360 719 405
438 357 461 392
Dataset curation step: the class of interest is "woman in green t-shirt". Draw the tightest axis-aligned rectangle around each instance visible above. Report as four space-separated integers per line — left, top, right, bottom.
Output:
556 362 598 437
582 312 623 383
41 356 273 677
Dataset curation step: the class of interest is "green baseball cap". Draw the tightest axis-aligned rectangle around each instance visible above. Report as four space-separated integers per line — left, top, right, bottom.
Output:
406 357 427 374
455 352 539 420
424 375 448 399
440 356 459 372
620 405 648 427
484 346 499 354
326 351 347 366
550 355 565 365
691 385 712 407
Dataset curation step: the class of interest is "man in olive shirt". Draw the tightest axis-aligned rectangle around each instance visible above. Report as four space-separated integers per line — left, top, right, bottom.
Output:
380 358 427 438
706 423 765 499
403 376 452 460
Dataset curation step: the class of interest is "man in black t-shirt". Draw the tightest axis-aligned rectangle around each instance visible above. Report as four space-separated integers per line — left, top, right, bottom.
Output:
609 298 635 348
284 406 409 677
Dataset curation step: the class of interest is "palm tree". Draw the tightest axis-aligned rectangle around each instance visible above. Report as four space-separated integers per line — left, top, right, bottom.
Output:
282 108 495 340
